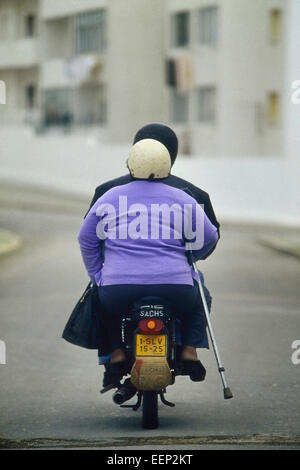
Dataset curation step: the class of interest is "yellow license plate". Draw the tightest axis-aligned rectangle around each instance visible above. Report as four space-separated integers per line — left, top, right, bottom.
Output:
136 334 167 356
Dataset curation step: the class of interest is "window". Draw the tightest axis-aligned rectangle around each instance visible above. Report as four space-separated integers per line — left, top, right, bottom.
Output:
76 10 107 55
170 90 189 123
171 12 190 47
25 14 36 37
76 84 107 125
43 88 74 127
267 92 279 125
166 59 176 87
269 9 282 44
198 6 218 46
197 87 216 123
25 84 36 109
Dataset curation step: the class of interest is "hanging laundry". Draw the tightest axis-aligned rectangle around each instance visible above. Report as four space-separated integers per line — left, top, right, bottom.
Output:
165 56 193 92
64 55 98 83
175 55 193 93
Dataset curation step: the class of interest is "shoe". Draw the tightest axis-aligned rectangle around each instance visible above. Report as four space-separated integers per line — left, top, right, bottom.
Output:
101 362 126 393
181 359 206 382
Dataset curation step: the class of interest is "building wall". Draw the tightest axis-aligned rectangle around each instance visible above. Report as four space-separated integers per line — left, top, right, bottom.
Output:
0 0 39 40
222 0 285 158
39 6 108 128
42 17 73 60
40 0 167 136
0 0 40 124
282 0 300 221
167 0 286 157
0 0 291 158
107 0 167 142
0 0 40 68
0 66 39 125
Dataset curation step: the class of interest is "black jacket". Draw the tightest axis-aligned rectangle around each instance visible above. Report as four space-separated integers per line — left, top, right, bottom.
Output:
86 173 220 259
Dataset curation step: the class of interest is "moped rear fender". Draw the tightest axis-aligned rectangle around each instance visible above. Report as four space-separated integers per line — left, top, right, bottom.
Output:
130 356 172 391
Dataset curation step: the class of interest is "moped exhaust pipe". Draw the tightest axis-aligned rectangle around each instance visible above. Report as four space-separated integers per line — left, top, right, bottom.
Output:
113 379 137 405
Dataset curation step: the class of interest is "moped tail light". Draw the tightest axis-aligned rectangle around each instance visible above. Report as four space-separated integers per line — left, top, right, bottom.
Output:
138 318 164 334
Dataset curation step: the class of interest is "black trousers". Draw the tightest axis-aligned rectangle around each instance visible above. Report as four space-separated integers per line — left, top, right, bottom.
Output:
98 280 211 354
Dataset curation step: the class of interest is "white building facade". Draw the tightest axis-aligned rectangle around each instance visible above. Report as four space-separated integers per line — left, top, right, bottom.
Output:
0 0 166 141
0 0 292 159
167 0 286 157
0 0 40 125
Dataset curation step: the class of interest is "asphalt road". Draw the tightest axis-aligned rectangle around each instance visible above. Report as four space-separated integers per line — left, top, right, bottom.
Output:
0 184 299 450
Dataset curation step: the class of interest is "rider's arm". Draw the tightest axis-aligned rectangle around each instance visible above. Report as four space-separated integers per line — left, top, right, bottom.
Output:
192 191 219 259
173 179 220 258
78 203 104 286
185 202 219 262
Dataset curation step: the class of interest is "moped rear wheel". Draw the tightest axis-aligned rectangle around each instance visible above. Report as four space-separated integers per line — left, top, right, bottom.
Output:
142 391 158 429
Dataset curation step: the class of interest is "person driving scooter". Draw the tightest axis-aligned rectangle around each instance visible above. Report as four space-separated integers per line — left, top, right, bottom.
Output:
78 137 219 390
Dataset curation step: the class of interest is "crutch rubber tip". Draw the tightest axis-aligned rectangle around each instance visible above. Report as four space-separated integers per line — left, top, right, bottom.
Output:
223 387 233 399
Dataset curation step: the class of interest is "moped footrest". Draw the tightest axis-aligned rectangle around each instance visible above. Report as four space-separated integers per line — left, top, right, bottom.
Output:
100 383 119 394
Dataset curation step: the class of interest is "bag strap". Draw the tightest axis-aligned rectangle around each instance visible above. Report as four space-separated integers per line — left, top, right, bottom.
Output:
79 282 93 303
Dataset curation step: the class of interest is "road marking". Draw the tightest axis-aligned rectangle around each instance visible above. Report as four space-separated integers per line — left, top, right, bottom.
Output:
0 340 6 364
0 81 5 104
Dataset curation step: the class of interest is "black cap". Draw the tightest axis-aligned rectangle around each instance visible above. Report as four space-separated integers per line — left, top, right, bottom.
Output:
133 123 178 166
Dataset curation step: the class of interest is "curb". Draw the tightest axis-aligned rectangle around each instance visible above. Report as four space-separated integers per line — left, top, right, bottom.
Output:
258 236 300 259
0 229 22 258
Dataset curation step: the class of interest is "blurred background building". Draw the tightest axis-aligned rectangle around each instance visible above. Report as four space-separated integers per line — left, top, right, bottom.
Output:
0 0 166 142
0 0 299 224
0 0 287 156
168 0 285 157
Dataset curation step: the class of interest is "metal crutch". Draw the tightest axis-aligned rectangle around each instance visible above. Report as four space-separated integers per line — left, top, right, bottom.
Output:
186 244 233 399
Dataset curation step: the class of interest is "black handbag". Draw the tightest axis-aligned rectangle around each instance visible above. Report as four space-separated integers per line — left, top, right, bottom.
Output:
62 282 105 350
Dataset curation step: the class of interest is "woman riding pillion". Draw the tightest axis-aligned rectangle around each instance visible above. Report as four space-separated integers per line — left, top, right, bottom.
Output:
78 138 219 390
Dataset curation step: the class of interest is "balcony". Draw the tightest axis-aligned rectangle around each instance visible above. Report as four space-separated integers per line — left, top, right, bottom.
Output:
0 38 39 69
41 0 107 20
